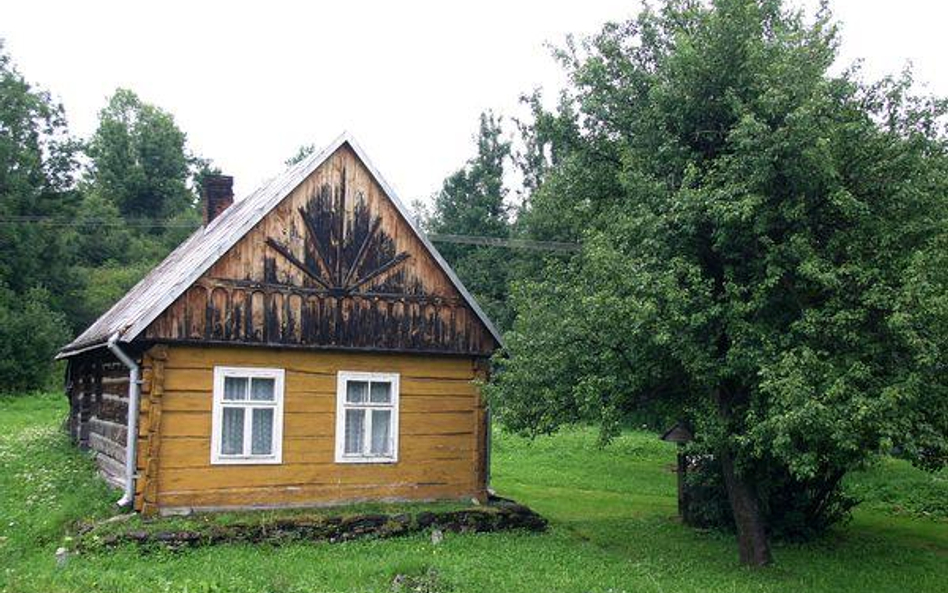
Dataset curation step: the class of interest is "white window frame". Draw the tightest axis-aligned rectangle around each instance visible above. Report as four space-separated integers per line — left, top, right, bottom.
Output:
210 366 285 465
335 371 400 464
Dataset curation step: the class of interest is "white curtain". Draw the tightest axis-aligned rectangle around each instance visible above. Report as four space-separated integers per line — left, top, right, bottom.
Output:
369 382 391 403
251 378 275 401
370 409 391 455
347 381 368 403
251 408 274 455
221 407 244 454
345 409 365 454
223 377 248 401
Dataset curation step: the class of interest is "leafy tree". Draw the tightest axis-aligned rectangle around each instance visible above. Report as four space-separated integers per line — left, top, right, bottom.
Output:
72 190 133 266
0 283 70 393
72 261 158 331
427 112 515 329
0 45 216 391
73 88 211 326
489 0 948 566
85 88 196 222
0 41 82 332
72 184 200 269
512 90 610 244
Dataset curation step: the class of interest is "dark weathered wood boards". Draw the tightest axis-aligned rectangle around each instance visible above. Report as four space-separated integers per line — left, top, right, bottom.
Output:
145 146 496 356
66 351 134 487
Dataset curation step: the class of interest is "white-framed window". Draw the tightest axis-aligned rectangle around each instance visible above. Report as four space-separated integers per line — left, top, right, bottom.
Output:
210 366 285 465
335 371 399 463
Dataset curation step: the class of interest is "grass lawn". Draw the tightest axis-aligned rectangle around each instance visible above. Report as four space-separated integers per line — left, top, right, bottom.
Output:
1 393 945 593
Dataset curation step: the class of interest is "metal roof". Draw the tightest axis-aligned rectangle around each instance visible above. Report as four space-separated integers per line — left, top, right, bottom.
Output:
58 132 504 358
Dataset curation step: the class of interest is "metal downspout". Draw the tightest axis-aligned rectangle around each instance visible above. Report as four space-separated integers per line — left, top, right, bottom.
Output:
485 407 493 494
106 333 141 508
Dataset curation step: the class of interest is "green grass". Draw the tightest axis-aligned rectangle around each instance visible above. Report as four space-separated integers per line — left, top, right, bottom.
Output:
845 457 948 519
1 392 945 593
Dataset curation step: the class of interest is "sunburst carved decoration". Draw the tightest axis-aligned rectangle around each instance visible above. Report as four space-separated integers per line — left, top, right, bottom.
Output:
265 171 411 297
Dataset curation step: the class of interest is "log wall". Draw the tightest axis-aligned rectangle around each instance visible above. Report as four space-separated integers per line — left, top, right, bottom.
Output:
66 351 135 488
135 344 489 512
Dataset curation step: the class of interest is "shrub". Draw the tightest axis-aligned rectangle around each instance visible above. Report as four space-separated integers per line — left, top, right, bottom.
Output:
682 452 856 542
0 283 71 393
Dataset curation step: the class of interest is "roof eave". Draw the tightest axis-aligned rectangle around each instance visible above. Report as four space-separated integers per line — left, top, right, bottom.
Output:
55 338 109 359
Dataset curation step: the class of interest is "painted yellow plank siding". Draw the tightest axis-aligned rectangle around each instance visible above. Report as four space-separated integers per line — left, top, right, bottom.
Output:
138 345 488 512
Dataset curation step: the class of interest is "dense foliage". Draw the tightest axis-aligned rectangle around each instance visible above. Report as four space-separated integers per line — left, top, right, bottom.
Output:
0 42 82 325
0 43 80 388
86 88 196 220
486 0 948 564
0 43 208 391
423 113 516 329
0 284 69 392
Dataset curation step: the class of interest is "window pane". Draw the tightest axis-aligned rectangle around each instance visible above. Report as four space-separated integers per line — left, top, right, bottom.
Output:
251 408 274 455
250 378 275 401
344 409 365 454
370 409 392 456
223 376 248 401
369 381 391 404
346 381 368 404
221 407 244 455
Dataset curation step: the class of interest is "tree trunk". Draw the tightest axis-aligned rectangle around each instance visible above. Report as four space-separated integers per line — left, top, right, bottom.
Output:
719 448 772 566
715 383 772 567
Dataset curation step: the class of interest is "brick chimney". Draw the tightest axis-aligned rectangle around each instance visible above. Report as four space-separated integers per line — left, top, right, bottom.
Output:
202 175 234 225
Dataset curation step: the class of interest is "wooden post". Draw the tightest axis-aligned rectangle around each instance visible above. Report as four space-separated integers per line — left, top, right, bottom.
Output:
138 345 168 516
660 422 694 520
677 450 687 518
78 361 92 449
472 358 491 502
65 359 78 443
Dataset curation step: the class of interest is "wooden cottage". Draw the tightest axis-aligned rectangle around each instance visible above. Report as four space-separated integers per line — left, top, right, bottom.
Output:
57 134 502 515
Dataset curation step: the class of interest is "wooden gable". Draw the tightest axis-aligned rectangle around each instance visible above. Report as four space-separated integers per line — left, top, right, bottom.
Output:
143 144 497 356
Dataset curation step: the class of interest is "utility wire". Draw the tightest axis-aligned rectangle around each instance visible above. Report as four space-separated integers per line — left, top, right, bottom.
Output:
427 233 579 252
0 215 197 228
0 216 581 252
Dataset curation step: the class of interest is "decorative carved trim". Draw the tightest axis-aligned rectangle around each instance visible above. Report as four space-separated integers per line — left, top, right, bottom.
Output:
196 277 461 306
265 168 411 298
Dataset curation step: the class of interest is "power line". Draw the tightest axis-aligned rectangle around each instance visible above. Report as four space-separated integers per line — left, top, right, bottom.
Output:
0 216 581 252
0 215 197 228
428 233 580 252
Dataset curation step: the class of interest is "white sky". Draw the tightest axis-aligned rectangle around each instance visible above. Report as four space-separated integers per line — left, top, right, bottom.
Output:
3 1 946 204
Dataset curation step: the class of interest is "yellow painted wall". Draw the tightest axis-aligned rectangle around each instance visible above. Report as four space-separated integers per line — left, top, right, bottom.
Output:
136 345 488 512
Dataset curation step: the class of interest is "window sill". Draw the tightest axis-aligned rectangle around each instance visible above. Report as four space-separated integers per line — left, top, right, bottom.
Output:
211 455 283 465
334 455 398 464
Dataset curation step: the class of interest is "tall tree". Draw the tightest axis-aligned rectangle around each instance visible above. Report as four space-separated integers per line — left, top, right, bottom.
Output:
72 88 209 328
427 112 514 328
0 42 80 295
85 88 195 222
489 0 948 566
0 41 77 388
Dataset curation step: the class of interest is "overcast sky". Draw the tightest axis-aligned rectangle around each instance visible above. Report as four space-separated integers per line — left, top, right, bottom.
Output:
3 1 946 204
